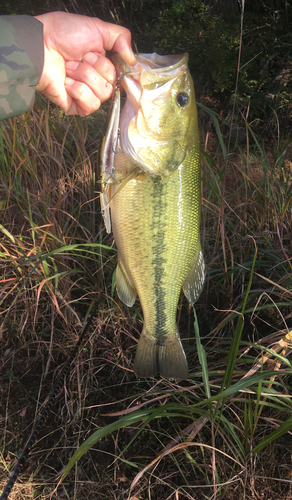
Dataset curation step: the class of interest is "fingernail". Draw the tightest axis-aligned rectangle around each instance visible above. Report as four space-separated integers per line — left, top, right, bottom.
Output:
129 49 137 65
125 48 136 66
83 52 98 65
65 61 79 71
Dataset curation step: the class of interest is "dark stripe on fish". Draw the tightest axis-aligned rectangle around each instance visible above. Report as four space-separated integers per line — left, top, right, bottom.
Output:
151 177 168 345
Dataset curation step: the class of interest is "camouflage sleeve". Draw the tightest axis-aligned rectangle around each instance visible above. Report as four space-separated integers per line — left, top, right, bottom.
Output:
0 15 44 120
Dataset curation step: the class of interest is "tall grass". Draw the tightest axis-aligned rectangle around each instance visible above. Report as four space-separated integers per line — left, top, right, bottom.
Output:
0 95 292 500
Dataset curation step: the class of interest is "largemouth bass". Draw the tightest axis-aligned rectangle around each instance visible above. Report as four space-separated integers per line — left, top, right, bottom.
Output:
99 53 204 380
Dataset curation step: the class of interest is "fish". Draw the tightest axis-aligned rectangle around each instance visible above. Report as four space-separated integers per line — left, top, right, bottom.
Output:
99 53 204 380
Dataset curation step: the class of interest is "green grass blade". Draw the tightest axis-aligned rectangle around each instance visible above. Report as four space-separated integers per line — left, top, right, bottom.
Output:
197 102 227 159
252 415 292 456
194 308 211 401
219 243 258 397
60 409 152 481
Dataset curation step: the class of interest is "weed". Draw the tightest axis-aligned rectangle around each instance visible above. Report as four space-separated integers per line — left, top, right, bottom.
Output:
1 34 292 500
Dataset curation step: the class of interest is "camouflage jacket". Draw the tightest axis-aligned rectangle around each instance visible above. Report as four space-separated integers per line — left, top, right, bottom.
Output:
0 15 44 121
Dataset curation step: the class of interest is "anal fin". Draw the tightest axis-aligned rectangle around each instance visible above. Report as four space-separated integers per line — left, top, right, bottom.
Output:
116 258 137 307
183 246 205 306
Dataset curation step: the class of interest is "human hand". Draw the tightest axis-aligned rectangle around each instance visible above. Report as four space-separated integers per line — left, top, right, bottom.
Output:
34 12 136 116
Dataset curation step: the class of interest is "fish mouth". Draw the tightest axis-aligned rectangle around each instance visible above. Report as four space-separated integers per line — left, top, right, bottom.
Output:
112 53 189 107
112 52 189 75
112 53 190 176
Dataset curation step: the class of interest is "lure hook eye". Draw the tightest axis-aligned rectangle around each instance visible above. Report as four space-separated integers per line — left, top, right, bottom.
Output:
116 70 131 90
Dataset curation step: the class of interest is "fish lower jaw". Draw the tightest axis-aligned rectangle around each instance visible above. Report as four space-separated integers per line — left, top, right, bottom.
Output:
133 329 189 381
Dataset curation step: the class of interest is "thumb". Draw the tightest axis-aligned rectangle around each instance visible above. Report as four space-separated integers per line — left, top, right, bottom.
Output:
98 20 136 66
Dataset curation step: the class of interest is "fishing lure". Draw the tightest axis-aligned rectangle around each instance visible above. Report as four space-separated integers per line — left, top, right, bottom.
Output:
98 79 121 233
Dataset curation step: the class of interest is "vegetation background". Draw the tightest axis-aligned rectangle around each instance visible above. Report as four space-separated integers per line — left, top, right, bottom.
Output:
0 1 292 499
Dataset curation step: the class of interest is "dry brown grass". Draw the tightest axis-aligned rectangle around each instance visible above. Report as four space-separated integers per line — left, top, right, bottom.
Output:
0 98 292 499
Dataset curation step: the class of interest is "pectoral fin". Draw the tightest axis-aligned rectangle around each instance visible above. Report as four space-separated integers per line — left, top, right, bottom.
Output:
116 258 137 307
183 247 205 306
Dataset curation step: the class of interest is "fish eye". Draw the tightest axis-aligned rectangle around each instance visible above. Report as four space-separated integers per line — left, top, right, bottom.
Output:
176 92 189 107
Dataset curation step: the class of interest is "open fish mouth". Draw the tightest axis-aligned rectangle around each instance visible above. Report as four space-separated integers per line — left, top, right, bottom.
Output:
112 52 189 109
113 52 189 75
112 53 191 177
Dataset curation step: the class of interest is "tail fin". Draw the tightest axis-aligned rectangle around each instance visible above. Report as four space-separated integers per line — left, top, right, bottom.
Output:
133 330 189 380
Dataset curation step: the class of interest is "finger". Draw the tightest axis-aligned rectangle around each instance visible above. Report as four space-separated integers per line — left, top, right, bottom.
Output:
65 60 113 102
64 77 101 116
112 33 137 67
97 21 136 66
82 53 116 85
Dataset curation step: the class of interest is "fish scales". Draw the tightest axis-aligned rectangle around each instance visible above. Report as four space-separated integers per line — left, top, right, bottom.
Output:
100 53 205 380
111 149 201 379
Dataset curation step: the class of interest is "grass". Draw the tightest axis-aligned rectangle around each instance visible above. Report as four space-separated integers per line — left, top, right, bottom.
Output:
0 92 292 500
